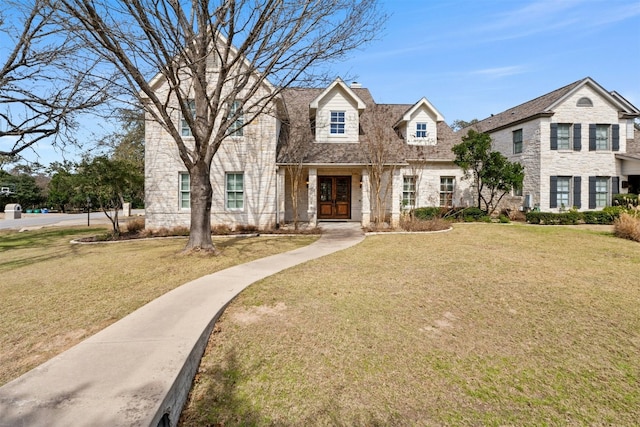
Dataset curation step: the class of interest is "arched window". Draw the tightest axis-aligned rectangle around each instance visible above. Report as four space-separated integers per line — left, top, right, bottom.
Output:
577 97 593 107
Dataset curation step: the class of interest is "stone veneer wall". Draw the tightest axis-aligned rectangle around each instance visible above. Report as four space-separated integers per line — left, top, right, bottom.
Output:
490 85 630 212
145 96 279 230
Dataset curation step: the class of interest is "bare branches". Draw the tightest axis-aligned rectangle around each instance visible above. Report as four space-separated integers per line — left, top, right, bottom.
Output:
0 0 109 157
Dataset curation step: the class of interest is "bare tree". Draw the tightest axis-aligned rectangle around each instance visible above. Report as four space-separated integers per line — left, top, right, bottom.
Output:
362 104 399 225
55 0 386 251
278 120 308 230
0 0 108 157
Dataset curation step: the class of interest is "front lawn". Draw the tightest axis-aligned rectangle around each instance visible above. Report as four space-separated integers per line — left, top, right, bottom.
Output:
0 226 317 386
180 224 640 426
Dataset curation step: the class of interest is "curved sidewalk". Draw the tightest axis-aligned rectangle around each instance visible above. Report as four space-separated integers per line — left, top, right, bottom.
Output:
0 223 364 427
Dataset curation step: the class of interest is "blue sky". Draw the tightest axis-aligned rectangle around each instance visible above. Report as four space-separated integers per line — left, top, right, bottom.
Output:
334 0 640 123
12 0 640 165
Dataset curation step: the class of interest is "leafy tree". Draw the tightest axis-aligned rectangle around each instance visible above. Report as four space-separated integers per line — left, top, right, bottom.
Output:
453 129 524 214
0 169 45 209
480 151 524 214
97 108 145 207
450 118 479 132
47 161 84 212
56 0 387 252
78 156 144 234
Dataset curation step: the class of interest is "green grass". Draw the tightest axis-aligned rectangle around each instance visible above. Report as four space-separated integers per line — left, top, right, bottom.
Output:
0 226 317 386
180 223 640 426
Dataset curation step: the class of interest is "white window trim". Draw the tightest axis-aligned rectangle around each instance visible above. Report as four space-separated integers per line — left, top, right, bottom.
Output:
179 172 190 210
181 100 195 138
439 176 455 207
329 111 346 136
415 122 427 139
225 172 245 211
228 100 244 137
402 176 416 209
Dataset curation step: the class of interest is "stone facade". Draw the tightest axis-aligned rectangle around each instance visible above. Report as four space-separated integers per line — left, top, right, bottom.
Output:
146 75 640 229
470 77 640 213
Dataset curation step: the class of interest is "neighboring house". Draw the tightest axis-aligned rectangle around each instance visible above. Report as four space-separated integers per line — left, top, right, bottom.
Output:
468 77 640 212
145 73 640 230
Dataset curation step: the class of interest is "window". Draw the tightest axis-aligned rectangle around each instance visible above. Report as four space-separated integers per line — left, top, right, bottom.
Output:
595 177 608 208
577 97 593 107
416 122 427 138
179 173 190 209
513 129 523 154
228 100 243 136
181 100 196 137
330 111 345 134
402 176 416 208
556 177 571 209
513 185 523 197
440 177 454 207
557 124 571 150
595 125 609 150
226 172 244 210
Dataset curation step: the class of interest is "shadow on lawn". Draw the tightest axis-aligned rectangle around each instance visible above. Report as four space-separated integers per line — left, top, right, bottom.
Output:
180 345 402 426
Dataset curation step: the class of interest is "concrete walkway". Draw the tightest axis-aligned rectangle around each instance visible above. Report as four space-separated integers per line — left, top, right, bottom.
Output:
0 222 365 427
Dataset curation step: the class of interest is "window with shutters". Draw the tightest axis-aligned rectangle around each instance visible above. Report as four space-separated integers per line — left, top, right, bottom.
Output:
557 124 571 150
595 177 608 208
595 125 609 150
513 129 523 154
556 177 571 209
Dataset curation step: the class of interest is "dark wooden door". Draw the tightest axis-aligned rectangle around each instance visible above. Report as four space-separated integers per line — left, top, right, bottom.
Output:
318 176 351 219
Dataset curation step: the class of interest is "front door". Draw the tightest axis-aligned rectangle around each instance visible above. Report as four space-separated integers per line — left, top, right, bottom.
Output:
318 176 351 219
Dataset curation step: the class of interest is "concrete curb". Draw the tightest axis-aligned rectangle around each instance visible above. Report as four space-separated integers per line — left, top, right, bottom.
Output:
0 223 364 427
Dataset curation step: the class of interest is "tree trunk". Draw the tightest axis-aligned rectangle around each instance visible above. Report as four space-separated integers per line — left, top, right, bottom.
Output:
186 161 214 251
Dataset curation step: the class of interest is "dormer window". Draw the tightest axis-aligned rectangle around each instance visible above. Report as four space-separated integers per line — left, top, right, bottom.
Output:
330 111 345 135
416 122 427 138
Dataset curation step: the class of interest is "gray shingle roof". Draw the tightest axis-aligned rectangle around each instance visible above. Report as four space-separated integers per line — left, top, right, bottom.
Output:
277 87 459 165
463 79 584 134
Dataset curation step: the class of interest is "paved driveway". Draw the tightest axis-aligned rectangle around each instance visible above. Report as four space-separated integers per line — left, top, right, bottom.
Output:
0 210 144 230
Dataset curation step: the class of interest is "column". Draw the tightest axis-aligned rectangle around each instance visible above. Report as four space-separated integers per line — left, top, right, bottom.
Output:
307 168 317 226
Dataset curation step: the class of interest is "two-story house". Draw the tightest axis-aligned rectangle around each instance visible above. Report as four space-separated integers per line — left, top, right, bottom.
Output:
468 77 640 212
145 73 639 230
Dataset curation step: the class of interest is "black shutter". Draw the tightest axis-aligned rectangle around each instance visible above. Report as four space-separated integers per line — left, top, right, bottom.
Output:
550 123 558 150
550 176 558 208
573 123 581 151
589 176 596 209
612 176 620 195
612 124 620 151
573 176 582 209
589 124 596 151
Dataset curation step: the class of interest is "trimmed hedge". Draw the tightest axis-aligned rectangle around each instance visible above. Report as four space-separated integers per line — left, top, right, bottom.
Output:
411 206 490 222
526 208 622 225
613 194 639 208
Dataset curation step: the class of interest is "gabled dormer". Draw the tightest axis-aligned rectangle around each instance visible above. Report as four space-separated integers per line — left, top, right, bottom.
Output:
394 97 444 146
310 78 366 143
